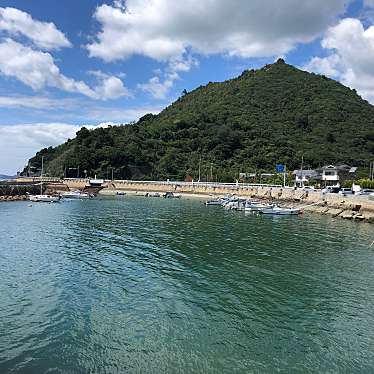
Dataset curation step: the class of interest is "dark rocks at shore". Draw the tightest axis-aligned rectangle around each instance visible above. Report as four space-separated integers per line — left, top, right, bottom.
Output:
0 195 28 202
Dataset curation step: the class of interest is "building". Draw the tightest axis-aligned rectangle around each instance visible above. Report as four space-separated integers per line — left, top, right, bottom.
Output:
321 164 357 186
293 169 321 187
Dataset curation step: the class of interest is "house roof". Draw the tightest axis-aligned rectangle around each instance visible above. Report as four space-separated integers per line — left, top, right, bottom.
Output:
322 164 356 171
293 169 320 177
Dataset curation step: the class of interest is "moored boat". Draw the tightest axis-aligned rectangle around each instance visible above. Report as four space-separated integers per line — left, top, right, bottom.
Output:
163 192 181 198
205 199 223 206
260 206 302 215
29 194 60 203
28 156 60 203
61 190 93 199
245 201 274 212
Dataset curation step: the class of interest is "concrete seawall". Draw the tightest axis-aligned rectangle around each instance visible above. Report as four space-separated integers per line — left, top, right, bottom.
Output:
108 181 374 223
11 178 374 223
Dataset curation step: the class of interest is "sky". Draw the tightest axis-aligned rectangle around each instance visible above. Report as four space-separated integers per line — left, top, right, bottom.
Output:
0 0 374 174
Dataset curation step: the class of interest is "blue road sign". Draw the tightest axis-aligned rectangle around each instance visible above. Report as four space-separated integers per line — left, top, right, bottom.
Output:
276 164 285 173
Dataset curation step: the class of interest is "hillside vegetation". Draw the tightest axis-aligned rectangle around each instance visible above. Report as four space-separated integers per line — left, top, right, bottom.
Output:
24 59 374 181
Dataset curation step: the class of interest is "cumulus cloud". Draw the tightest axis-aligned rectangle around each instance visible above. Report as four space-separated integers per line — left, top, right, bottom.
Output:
304 18 374 103
0 104 163 174
0 7 71 50
0 122 113 174
138 55 197 99
303 54 342 77
0 39 129 100
87 0 346 62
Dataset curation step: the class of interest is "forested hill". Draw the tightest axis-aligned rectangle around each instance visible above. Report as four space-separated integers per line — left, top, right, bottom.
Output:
24 59 374 181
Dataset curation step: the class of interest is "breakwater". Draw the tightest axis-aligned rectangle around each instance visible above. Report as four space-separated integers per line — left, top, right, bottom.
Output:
0 183 41 202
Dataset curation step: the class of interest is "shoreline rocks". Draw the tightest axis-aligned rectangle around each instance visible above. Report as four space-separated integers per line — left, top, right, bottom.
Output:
0 195 28 202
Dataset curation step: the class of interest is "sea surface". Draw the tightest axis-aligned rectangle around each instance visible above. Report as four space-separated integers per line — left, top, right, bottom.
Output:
0 196 373 373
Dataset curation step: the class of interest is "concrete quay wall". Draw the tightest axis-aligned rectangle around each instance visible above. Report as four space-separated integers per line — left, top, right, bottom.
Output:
111 181 374 222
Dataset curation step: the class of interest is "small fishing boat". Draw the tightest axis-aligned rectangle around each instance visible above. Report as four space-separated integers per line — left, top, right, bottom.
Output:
145 192 161 198
61 190 92 199
163 192 181 199
245 201 274 212
28 156 60 203
205 199 223 206
29 194 60 203
260 206 301 215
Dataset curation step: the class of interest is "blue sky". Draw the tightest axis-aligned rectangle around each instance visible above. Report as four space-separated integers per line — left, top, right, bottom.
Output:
0 0 373 174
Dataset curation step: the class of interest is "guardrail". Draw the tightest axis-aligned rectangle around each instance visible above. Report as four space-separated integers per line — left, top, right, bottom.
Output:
111 180 283 189
19 177 284 189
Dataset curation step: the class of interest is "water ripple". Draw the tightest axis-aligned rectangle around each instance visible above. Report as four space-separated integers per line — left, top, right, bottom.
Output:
0 197 374 373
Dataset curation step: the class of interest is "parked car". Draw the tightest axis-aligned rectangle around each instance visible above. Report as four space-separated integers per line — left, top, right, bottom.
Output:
338 188 353 196
356 189 374 196
299 186 316 192
322 186 340 194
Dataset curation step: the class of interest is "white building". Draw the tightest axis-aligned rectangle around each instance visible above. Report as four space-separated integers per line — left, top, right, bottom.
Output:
293 170 320 187
321 164 357 186
321 165 339 185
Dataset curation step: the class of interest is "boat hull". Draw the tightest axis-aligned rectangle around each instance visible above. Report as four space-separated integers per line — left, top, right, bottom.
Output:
260 208 301 215
61 193 91 199
29 195 60 203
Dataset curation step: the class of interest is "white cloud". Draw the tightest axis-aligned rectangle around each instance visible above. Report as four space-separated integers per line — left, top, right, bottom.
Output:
0 39 129 100
304 18 374 103
0 7 71 50
88 70 131 100
138 76 174 99
0 95 75 109
0 105 163 174
0 122 113 174
138 55 197 99
87 0 346 62
303 54 341 77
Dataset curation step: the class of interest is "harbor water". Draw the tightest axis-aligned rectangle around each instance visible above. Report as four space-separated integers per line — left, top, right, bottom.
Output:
0 197 373 373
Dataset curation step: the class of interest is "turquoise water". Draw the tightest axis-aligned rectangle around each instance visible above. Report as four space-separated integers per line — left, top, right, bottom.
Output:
0 197 373 373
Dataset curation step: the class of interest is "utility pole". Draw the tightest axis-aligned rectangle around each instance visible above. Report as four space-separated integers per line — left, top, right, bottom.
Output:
300 155 304 188
198 155 201 182
111 168 114 181
77 165 79 178
210 163 213 182
283 165 287 187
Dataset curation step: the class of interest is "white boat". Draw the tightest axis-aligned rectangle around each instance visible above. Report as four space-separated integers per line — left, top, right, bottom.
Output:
245 201 274 212
61 190 92 199
260 206 301 215
29 194 60 203
205 199 223 206
145 192 161 197
163 192 181 199
28 156 60 203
